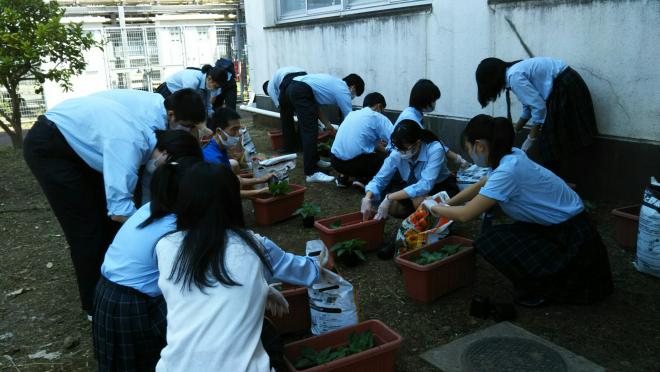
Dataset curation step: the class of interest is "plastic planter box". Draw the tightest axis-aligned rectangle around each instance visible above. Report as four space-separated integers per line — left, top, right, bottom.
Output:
251 184 306 226
611 205 641 252
395 236 476 303
268 284 311 335
268 130 284 150
314 212 386 252
284 319 403 372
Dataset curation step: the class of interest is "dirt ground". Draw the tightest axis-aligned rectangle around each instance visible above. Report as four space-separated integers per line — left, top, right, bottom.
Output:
1 118 659 372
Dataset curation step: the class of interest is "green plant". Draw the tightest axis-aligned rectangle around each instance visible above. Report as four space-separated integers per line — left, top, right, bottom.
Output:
329 219 342 229
294 331 374 369
317 141 332 153
331 239 367 262
268 180 291 196
296 202 321 218
414 244 464 265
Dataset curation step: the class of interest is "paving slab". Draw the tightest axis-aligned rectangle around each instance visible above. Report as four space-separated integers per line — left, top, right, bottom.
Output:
420 321 604 372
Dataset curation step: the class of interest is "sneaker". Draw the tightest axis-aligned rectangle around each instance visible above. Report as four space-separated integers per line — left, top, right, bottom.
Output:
317 159 331 168
351 180 365 191
335 175 350 188
306 172 335 183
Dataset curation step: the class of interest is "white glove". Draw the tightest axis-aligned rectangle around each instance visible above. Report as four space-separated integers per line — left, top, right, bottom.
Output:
521 134 537 152
421 198 439 212
374 195 392 220
361 197 375 221
266 284 289 318
455 154 472 170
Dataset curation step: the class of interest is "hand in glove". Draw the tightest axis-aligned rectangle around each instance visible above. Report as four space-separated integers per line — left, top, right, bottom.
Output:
521 134 537 152
374 195 392 220
421 198 439 212
266 284 289 318
455 154 472 170
361 197 375 221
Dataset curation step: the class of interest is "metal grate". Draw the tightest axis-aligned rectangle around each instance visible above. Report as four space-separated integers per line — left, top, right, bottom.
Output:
0 79 47 124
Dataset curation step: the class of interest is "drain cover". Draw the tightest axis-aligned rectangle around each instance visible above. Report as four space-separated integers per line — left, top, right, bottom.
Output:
461 336 568 372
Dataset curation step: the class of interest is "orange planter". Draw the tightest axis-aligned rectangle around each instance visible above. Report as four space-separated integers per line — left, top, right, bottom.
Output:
268 130 284 150
284 320 403 372
611 205 640 252
251 184 306 226
395 236 475 303
268 284 311 335
314 212 386 252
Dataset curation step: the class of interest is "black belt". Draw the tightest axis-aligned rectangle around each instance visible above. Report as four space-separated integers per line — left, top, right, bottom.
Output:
280 71 307 95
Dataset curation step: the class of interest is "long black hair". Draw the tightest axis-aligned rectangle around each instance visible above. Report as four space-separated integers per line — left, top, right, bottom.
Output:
170 162 272 290
201 59 234 89
391 119 439 151
139 156 202 228
475 58 522 108
409 79 441 111
461 114 515 168
154 130 203 160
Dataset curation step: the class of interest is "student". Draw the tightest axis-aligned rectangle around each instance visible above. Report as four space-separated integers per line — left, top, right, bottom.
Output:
331 92 393 189
361 120 457 221
395 79 471 169
23 88 205 317
203 107 275 198
423 114 612 306
286 73 365 183
475 57 598 175
155 163 276 371
94 156 202 372
263 66 307 153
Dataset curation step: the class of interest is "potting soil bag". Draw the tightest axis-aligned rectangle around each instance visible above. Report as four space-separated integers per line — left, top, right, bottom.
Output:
456 164 490 191
634 177 660 278
308 269 358 335
396 191 453 256
253 154 297 189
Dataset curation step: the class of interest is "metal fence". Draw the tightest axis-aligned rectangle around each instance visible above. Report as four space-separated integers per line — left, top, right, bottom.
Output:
0 22 249 124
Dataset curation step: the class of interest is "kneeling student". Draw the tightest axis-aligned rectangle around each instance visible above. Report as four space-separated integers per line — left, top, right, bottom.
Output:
331 92 393 188
422 114 612 306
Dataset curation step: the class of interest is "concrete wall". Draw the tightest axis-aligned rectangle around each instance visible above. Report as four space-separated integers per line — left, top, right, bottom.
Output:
245 0 660 143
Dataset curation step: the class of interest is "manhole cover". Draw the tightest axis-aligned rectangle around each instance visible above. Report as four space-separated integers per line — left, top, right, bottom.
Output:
461 336 568 372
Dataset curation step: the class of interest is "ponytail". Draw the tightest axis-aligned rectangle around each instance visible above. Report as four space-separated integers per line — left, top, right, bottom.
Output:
461 114 514 168
391 120 439 150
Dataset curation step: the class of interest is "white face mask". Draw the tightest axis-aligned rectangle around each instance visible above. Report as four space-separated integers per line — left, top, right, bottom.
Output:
218 128 241 147
146 152 167 173
399 143 418 160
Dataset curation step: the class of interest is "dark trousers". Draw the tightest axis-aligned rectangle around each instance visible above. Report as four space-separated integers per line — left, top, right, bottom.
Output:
213 80 238 111
279 72 307 152
23 116 122 313
330 152 387 182
286 81 320 175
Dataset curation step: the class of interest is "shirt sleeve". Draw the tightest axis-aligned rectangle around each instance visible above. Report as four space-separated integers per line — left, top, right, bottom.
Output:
403 143 447 198
378 115 394 145
102 138 146 217
479 167 516 202
336 89 354 119
365 152 398 199
509 72 547 124
259 236 319 287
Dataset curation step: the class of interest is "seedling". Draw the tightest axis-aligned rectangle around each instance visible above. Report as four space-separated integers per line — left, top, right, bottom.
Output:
329 219 342 229
414 244 464 265
296 202 321 219
331 239 367 262
268 180 291 196
294 331 374 369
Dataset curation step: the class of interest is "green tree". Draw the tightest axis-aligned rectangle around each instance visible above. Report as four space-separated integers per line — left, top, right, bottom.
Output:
0 0 100 149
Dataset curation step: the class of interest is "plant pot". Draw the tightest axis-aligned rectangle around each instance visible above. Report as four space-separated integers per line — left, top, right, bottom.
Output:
252 184 306 226
303 216 316 228
268 284 311 335
268 130 284 151
611 205 640 252
315 212 386 252
395 236 476 303
284 319 403 372
337 251 363 267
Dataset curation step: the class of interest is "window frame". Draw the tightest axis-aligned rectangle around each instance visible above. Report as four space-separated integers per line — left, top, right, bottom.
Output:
276 0 432 24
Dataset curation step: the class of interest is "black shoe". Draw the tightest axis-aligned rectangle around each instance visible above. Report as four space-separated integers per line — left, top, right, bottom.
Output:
514 293 547 308
377 242 396 260
335 174 350 188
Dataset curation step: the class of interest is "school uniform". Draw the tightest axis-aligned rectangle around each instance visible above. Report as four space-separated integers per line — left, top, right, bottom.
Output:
506 57 598 172
269 67 307 152
330 107 394 180
156 231 271 372
93 204 173 372
365 141 456 212
475 148 612 304
23 89 167 314
156 68 219 119
394 106 424 127
287 74 354 175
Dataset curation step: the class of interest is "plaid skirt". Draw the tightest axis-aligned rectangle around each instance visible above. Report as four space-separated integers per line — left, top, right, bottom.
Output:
475 212 613 304
539 67 599 164
93 276 167 372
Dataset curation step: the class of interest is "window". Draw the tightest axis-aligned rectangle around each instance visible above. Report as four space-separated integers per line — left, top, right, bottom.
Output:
278 0 430 22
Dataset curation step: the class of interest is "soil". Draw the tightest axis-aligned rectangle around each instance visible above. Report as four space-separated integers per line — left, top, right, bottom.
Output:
1 117 659 371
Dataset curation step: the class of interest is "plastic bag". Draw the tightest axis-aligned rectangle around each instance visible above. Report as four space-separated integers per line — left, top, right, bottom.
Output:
634 177 660 278
457 164 490 191
252 154 297 189
395 191 453 255
308 269 358 335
